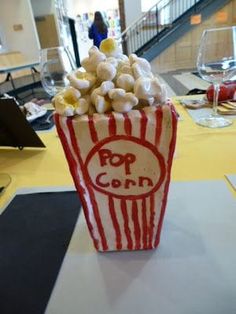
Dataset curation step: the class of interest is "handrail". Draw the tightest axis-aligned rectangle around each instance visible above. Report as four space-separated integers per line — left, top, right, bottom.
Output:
118 0 163 38
118 0 202 55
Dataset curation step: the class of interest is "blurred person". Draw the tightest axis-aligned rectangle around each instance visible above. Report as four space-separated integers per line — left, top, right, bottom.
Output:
88 11 108 48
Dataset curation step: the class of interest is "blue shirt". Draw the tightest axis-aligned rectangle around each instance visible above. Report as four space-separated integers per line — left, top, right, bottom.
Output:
88 24 108 48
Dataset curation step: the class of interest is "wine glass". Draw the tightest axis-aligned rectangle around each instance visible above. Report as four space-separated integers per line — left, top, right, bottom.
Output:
196 26 236 128
39 46 76 97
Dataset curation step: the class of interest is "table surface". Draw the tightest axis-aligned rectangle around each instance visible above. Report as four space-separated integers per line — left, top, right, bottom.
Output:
1 96 235 210
0 97 236 314
0 61 39 73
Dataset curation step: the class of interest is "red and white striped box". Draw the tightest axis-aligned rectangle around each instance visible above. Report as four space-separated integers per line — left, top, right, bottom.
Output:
55 103 177 251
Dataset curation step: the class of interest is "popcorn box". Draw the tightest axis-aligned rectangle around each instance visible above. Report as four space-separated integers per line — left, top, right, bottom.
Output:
55 102 177 251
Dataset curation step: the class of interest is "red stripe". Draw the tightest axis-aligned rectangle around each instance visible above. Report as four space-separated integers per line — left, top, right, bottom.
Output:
123 112 132 136
108 196 122 250
67 118 108 251
141 197 148 249
54 114 99 250
154 104 178 247
131 200 141 250
121 199 133 250
140 109 148 141
86 186 108 251
107 113 116 136
148 194 155 249
155 107 163 147
88 115 98 143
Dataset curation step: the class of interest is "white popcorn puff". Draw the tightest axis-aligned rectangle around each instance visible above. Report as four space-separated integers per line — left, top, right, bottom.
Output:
96 61 117 81
67 74 90 89
91 81 115 105
129 53 139 65
54 96 75 117
116 73 135 92
117 58 133 77
63 86 81 102
134 77 162 100
111 92 138 113
158 84 168 103
67 71 96 93
94 95 112 113
81 46 106 72
106 57 119 68
53 86 90 116
116 53 129 62
132 57 153 79
108 88 126 100
99 81 115 95
74 98 89 115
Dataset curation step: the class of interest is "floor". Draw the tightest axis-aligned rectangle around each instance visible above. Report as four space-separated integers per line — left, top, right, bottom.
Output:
156 70 210 97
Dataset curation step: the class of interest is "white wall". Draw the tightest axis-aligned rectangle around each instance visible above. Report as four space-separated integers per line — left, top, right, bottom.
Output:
30 0 55 16
0 0 40 61
65 0 119 17
142 0 158 12
124 0 142 27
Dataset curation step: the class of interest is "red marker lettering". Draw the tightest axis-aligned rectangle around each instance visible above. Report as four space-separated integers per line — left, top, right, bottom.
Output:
96 172 109 187
139 176 153 187
98 148 136 175
124 178 136 189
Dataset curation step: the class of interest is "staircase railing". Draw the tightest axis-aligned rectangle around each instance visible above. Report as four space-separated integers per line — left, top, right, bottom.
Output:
119 0 201 55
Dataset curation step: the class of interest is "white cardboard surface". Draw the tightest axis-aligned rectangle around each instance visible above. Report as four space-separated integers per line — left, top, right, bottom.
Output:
46 180 236 314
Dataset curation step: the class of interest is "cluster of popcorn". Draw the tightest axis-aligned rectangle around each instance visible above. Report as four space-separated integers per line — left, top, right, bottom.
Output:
53 38 167 116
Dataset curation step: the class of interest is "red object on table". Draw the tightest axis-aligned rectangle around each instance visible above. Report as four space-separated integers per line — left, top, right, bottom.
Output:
206 82 236 101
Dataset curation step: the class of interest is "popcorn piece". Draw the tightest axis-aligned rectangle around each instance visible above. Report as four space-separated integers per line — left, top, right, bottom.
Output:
54 86 86 116
74 98 89 115
129 53 139 65
94 95 112 113
117 59 133 76
132 57 153 79
91 81 115 104
63 86 81 102
158 84 168 104
134 77 164 103
96 61 117 81
67 71 96 93
54 95 75 116
106 57 119 68
67 73 89 90
99 38 121 57
108 88 126 100
116 73 135 92
117 54 129 62
99 81 115 95
81 46 106 72
112 92 138 113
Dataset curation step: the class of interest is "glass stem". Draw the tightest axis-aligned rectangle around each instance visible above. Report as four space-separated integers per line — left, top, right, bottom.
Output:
212 83 220 116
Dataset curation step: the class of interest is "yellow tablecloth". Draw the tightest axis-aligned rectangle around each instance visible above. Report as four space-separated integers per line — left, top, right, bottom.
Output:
1 97 236 212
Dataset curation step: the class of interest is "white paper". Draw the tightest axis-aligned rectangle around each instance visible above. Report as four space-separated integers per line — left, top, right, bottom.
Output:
46 180 236 314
